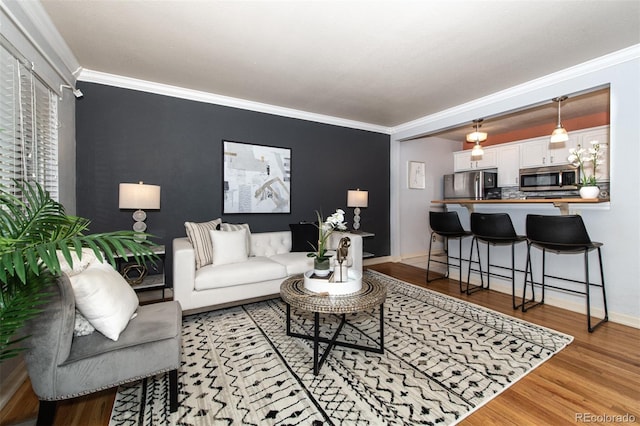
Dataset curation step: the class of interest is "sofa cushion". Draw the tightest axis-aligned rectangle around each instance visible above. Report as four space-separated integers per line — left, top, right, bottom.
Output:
184 218 222 269
194 256 287 290
289 223 318 252
269 252 314 275
210 229 248 265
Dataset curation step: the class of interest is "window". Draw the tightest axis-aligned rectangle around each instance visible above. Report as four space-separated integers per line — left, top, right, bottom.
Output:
0 42 58 200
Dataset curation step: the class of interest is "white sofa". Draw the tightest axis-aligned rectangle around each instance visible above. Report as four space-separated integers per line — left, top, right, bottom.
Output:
173 230 362 313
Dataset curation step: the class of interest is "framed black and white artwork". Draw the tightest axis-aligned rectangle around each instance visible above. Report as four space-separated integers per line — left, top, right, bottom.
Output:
408 161 426 189
223 140 291 213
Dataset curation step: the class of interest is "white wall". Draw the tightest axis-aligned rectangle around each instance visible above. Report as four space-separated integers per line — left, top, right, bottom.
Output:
398 136 458 258
391 46 640 328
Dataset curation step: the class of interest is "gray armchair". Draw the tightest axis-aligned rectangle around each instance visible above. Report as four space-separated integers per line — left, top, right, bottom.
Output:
24 275 181 425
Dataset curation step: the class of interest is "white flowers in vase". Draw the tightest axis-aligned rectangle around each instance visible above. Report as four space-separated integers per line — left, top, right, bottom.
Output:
567 141 604 186
307 209 347 262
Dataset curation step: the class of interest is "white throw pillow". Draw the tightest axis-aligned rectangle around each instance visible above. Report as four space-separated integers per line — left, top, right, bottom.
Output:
210 229 249 266
220 223 251 254
69 262 139 341
56 248 101 276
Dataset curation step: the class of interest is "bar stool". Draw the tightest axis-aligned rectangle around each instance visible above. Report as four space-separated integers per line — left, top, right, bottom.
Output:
466 213 527 304
523 214 608 332
426 211 472 292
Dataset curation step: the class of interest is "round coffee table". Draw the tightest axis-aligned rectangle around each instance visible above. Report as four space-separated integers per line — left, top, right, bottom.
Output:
280 273 387 375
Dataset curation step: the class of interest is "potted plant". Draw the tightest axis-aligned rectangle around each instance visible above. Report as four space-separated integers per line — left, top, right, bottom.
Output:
568 141 605 199
0 180 157 361
307 209 347 277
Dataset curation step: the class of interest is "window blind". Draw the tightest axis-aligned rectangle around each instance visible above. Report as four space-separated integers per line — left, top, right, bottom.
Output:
0 43 58 200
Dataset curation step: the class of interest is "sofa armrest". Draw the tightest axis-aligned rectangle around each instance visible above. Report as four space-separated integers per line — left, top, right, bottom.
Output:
328 231 363 274
173 237 196 305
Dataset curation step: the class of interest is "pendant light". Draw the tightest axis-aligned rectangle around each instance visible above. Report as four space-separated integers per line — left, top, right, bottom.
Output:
467 119 486 157
550 96 569 143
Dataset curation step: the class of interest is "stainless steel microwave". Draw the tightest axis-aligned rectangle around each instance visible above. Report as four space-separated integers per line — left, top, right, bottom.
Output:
519 165 579 191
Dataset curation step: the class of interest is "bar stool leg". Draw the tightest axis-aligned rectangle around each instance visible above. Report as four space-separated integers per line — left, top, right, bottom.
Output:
586 248 609 332
521 243 543 311
466 237 485 295
426 231 434 283
427 233 451 283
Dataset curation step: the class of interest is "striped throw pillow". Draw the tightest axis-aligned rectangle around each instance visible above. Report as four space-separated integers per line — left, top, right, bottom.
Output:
184 218 222 269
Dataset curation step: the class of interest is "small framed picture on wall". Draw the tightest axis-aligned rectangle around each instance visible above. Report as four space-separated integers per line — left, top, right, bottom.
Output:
408 161 426 189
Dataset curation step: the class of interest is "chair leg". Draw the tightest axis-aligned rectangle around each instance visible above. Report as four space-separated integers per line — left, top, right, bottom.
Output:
520 243 543 311
169 369 179 412
465 237 475 293
37 400 56 426
466 237 486 295
426 231 437 283
586 248 609 332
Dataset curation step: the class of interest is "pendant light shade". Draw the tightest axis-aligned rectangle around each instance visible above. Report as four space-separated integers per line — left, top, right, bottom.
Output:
466 119 488 143
550 96 569 143
471 142 484 157
467 119 486 158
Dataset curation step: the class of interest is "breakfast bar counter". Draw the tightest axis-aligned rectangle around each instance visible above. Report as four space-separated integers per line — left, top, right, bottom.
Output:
432 198 610 215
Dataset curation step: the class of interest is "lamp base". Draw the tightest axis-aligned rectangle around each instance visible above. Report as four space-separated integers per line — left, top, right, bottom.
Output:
132 209 147 239
352 207 361 231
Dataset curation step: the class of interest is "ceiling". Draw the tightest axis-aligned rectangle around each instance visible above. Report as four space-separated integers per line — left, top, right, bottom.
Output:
40 1 639 129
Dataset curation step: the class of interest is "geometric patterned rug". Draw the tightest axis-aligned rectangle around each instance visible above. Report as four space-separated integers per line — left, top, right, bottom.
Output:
109 270 573 425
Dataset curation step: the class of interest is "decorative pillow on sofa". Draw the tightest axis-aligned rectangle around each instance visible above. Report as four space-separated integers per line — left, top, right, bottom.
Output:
56 247 100 276
220 222 251 254
69 262 139 341
289 223 318 252
73 309 95 337
185 218 222 269
209 229 249 266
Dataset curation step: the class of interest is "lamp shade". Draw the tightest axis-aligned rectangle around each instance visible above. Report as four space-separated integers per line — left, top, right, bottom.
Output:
119 182 161 209
347 189 368 208
471 143 484 157
466 131 488 143
550 126 569 143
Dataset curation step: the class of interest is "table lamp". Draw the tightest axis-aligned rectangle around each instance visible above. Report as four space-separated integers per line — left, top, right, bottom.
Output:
347 189 368 231
119 182 161 236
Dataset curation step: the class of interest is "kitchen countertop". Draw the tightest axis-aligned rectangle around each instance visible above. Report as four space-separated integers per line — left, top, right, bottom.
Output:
432 198 610 214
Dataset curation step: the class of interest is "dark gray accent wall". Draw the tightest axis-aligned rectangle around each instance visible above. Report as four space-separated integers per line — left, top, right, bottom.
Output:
76 82 390 284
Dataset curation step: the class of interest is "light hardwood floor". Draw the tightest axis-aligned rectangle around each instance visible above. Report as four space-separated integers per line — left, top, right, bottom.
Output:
1 262 638 425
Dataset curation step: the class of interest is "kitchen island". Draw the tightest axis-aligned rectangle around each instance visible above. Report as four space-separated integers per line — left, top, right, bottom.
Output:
432 198 610 215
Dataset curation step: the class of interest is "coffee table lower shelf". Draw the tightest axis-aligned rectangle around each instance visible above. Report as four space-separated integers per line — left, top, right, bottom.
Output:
280 274 387 375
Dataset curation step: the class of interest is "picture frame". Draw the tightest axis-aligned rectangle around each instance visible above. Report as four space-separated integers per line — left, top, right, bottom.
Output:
408 161 426 189
223 140 291 213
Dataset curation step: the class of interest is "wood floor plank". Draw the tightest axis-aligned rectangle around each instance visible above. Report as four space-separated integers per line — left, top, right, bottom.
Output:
1 262 638 425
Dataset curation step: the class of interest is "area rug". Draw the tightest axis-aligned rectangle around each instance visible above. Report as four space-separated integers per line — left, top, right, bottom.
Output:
109 270 573 425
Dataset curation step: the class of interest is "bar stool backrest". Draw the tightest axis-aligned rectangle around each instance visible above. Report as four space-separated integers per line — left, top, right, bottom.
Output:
526 214 592 247
470 213 518 239
429 211 467 236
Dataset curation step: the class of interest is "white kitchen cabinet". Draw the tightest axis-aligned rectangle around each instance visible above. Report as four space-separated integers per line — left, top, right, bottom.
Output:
497 144 520 187
454 148 497 171
519 136 577 168
574 125 610 182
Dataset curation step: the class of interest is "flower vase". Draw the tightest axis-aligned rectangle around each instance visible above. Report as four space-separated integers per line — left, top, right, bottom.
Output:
313 258 331 277
579 186 600 199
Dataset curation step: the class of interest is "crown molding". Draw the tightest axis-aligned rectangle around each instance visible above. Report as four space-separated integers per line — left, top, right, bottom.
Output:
77 69 391 135
390 44 640 138
2 0 81 82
